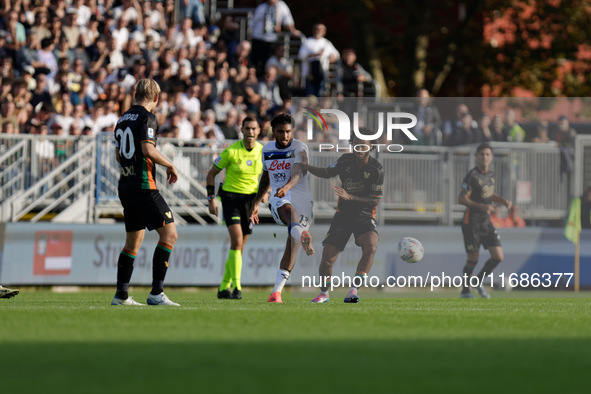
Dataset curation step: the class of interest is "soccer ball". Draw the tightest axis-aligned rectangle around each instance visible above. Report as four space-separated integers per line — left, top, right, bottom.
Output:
398 237 424 263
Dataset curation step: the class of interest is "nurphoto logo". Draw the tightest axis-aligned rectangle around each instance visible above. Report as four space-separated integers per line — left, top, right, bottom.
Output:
304 108 418 152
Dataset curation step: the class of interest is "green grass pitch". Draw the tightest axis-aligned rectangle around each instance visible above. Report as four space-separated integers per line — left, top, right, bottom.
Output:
1 288 590 393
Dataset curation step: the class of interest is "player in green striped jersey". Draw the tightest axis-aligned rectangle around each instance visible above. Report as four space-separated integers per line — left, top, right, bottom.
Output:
206 117 263 299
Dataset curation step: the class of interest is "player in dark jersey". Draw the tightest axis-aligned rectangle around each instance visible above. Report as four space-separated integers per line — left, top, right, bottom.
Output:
206 117 263 300
111 78 180 306
458 142 512 299
299 131 384 303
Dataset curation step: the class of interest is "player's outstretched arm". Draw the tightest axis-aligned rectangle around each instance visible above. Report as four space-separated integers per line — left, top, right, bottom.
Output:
142 142 178 184
298 151 331 179
251 171 270 224
492 194 512 210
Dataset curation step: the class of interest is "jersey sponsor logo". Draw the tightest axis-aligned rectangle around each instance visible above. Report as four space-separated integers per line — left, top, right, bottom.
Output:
268 160 291 171
364 172 370 179
273 172 287 183
121 165 136 176
344 179 364 192
247 159 253 166
482 185 494 198
147 127 154 138
371 184 382 192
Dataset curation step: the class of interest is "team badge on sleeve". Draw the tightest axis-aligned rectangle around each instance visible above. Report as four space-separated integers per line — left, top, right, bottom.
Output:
148 128 154 138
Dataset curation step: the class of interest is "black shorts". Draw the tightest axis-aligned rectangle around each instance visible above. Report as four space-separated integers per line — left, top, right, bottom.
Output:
461 220 501 253
322 212 378 252
118 188 174 232
220 190 256 235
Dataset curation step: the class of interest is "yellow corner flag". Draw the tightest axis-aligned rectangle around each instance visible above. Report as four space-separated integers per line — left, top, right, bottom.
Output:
564 197 581 244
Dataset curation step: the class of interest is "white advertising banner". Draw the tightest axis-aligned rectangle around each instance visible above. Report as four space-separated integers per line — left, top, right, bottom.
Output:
0 223 588 288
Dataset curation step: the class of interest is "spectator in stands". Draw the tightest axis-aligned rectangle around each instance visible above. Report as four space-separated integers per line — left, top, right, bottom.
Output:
30 11 52 42
199 80 215 112
38 37 57 81
490 114 508 141
504 109 525 142
30 71 52 110
220 16 240 57
443 103 469 145
133 14 161 51
113 0 142 26
62 8 81 49
213 88 234 123
229 40 252 70
298 23 339 97
2 10 26 56
211 67 231 102
219 107 241 140
478 113 493 142
552 115 577 149
257 66 283 112
336 48 372 97
531 120 550 143
72 0 92 29
95 100 119 132
163 108 194 142
504 205 526 228
450 112 480 146
180 84 201 116
48 99 75 133
83 103 103 136
553 115 577 202
0 100 19 132
265 43 293 99
180 0 206 27
16 32 42 75
203 109 225 143
251 0 300 78
35 124 56 172
413 88 442 146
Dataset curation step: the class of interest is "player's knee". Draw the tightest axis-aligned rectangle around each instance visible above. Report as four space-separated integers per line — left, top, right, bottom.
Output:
467 252 479 261
362 243 378 256
165 228 178 245
230 238 243 250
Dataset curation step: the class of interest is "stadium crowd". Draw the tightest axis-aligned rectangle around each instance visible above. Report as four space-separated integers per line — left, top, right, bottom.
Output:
0 0 376 146
0 0 580 153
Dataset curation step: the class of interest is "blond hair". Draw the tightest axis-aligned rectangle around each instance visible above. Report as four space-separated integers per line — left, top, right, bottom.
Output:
134 79 161 103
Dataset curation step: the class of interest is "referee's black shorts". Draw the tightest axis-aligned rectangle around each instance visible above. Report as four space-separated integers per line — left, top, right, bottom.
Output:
118 188 174 232
461 219 502 253
220 190 257 235
322 212 378 252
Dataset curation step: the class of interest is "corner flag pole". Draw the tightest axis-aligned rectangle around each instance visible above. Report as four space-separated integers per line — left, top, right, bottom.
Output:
575 231 580 293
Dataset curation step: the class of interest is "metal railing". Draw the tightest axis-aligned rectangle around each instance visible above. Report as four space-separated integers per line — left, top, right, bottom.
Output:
0 133 570 225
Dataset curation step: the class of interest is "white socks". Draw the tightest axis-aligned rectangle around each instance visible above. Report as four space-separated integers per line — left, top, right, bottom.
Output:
272 269 290 294
289 223 304 243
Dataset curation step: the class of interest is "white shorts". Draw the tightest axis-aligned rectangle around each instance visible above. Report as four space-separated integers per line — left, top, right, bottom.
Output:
268 196 313 230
